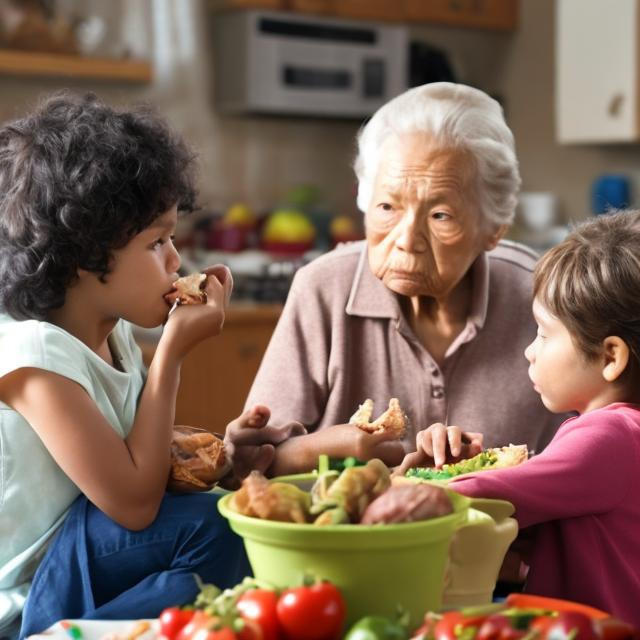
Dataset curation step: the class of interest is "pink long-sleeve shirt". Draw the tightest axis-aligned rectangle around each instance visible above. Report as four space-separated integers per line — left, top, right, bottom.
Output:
452 403 640 625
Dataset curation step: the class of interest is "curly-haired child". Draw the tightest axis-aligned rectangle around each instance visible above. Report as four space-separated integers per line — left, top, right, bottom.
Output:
0 92 283 638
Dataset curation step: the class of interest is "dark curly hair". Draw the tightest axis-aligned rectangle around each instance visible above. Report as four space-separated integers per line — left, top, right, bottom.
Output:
0 91 198 320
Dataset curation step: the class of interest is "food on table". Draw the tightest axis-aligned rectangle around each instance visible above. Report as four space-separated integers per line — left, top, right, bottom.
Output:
227 459 461 527
98 619 155 640
349 398 408 439
155 576 346 640
230 471 312 523
345 612 410 639
166 272 207 306
310 459 391 525
360 483 453 525
408 596 636 640
167 426 231 492
404 444 529 481
276 580 346 640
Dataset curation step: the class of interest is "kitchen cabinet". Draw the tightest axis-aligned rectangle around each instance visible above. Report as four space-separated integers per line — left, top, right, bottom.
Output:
402 0 517 31
0 49 152 83
210 0 518 30
556 0 640 143
137 304 282 434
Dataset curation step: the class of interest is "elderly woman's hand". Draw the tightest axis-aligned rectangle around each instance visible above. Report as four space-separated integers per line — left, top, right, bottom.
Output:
324 423 407 466
221 404 307 488
265 422 407 477
394 423 483 476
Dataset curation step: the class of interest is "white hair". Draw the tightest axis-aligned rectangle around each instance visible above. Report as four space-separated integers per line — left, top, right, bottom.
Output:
354 82 521 229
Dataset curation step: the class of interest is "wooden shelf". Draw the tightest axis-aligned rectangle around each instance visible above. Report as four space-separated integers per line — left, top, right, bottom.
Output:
0 49 153 83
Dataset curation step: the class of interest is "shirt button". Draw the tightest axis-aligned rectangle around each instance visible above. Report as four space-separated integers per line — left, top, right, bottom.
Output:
431 386 445 399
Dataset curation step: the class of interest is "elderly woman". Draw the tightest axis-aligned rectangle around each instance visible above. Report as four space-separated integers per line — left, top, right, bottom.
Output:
229 82 565 477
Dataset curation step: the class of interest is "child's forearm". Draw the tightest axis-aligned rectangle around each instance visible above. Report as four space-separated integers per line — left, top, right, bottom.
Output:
124 343 181 490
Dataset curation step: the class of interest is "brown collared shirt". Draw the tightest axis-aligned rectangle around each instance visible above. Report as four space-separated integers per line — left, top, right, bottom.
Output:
246 240 566 453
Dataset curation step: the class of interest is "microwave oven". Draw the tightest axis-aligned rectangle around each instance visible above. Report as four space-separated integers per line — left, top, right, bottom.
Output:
212 10 409 119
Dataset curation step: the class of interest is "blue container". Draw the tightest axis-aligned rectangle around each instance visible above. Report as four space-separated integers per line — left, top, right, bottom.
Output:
591 174 631 215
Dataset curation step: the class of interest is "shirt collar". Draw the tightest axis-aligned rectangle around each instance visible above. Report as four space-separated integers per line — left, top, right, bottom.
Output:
345 244 490 331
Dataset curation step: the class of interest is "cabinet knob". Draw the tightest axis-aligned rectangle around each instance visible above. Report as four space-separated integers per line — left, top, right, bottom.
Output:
608 93 625 117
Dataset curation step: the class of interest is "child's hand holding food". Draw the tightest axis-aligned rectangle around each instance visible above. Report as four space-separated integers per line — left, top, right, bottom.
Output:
162 265 233 357
222 405 307 488
395 422 484 476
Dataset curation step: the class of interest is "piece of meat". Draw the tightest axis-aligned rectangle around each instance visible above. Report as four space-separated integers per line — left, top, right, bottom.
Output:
230 471 311 524
360 482 453 524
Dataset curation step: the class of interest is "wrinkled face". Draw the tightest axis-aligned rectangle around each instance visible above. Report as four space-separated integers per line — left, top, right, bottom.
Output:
525 298 605 414
365 133 501 300
87 206 181 328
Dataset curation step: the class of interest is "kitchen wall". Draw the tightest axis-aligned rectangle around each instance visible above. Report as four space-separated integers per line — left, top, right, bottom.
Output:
1 0 639 223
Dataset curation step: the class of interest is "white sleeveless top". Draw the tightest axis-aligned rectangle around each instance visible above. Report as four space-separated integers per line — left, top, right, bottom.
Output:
0 315 146 632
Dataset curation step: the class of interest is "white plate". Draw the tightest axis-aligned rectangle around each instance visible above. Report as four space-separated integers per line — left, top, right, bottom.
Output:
28 619 158 640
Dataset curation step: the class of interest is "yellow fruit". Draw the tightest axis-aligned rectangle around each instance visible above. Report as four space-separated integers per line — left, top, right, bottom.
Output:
224 203 255 226
263 209 316 244
330 215 358 238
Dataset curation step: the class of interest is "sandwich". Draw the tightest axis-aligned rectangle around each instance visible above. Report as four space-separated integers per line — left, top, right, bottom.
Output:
167 273 208 307
349 397 408 439
403 444 529 481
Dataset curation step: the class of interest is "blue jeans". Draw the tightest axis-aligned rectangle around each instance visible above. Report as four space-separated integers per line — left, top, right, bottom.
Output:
20 492 251 638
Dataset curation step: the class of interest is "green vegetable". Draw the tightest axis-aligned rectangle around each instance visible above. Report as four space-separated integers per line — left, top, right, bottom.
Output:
406 450 499 480
345 615 409 640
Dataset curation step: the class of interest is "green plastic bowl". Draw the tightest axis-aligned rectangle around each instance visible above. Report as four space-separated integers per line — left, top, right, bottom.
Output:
218 488 470 627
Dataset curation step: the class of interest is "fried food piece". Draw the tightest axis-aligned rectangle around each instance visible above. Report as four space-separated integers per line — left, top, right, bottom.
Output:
168 273 207 306
349 398 373 425
310 458 391 525
361 483 453 525
230 471 311 523
168 426 230 492
349 398 407 439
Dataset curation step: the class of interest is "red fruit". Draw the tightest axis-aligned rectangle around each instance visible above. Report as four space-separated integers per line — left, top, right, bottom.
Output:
159 608 196 640
547 611 598 640
276 581 346 640
236 589 280 640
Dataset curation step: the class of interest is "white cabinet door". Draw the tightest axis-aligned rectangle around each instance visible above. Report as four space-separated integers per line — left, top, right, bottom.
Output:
556 0 639 143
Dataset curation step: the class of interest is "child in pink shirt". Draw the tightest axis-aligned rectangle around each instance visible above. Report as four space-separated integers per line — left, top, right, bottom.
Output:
399 210 640 624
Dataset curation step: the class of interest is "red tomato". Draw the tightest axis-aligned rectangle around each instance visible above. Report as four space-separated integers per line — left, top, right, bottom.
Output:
547 611 598 640
190 627 237 640
176 611 221 640
529 616 556 637
476 615 514 640
436 612 489 640
595 617 639 640
159 608 196 640
237 589 280 640
235 618 264 640
276 581 346 640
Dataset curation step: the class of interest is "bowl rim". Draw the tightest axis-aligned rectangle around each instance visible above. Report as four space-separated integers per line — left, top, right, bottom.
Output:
217 488 471 534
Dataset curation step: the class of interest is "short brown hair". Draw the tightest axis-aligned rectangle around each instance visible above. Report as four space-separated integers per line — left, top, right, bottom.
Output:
533 210 640 373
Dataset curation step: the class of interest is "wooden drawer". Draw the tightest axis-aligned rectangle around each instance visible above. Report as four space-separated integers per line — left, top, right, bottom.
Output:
137 304 282 434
